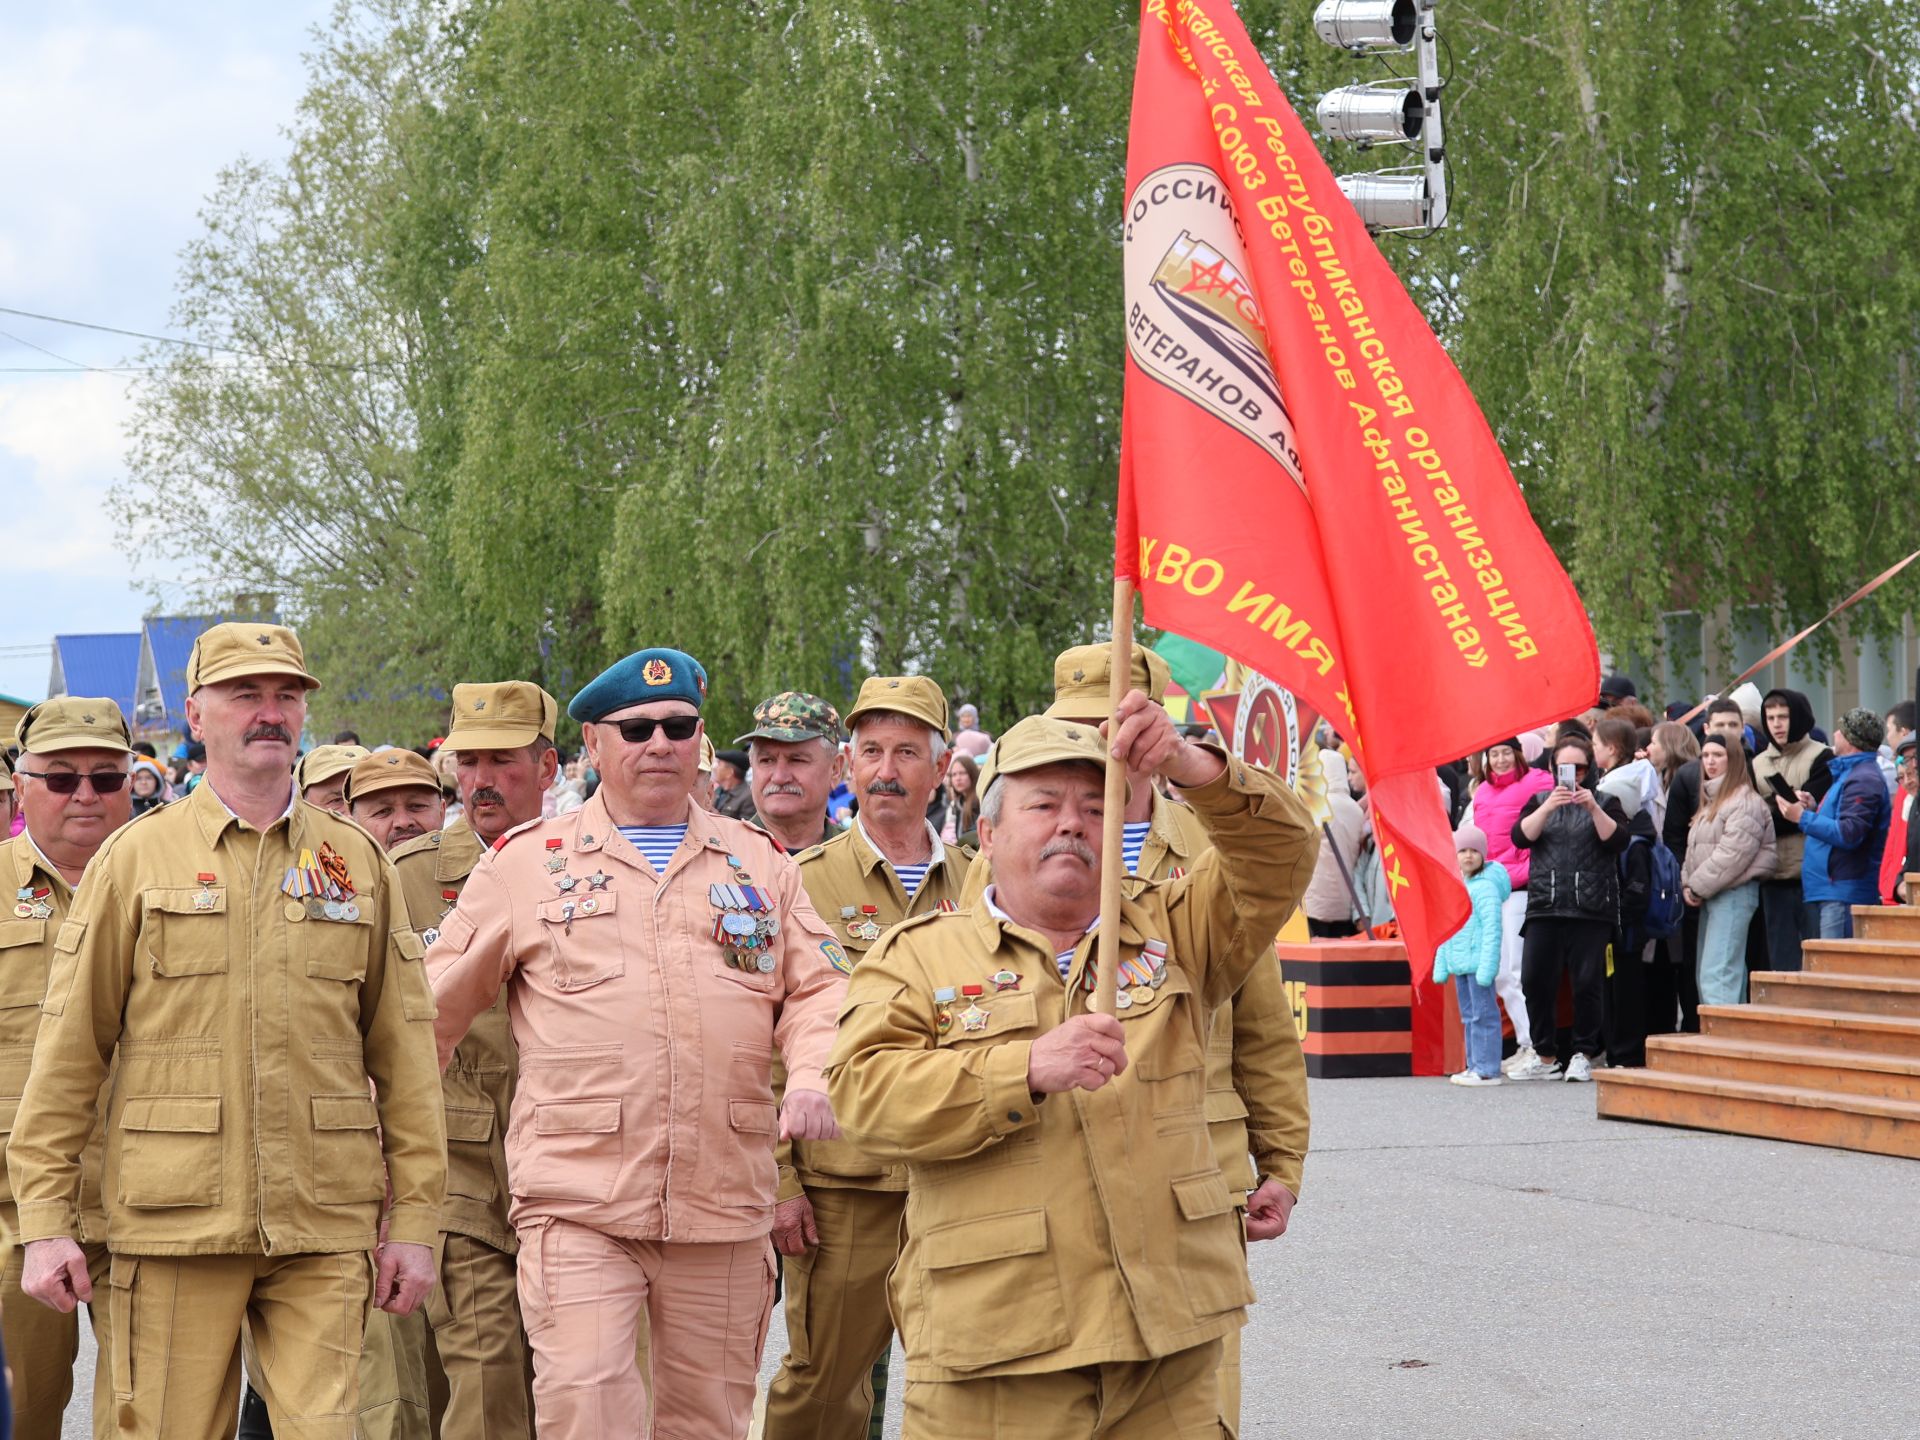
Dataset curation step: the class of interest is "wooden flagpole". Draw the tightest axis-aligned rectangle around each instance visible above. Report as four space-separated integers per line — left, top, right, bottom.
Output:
1094 577 1134 1016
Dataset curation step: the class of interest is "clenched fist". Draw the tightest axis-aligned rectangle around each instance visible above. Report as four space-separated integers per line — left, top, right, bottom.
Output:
1026 1013 1129 1094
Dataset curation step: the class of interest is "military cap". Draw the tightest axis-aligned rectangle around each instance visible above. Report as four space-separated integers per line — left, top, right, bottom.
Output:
568 647 707 723
698 735 715 773
345 748 441 803
1045 644 1172 722
843 676 951 743
736 691 843 747
297 744 369 791
186 622 321 692
977 715 1122 803
446 681 558 751
15 697 133 756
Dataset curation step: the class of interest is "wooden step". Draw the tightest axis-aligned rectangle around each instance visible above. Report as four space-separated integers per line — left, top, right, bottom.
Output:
1749 971 1920 1017
1595 1068 1920 1160
1645 1034 1920 1103
1802 938 1920 981
1699 1003 1920 1060
1852 905 1920 942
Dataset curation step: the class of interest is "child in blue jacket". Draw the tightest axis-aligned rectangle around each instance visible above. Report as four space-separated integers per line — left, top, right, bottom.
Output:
1435 823 1511 1085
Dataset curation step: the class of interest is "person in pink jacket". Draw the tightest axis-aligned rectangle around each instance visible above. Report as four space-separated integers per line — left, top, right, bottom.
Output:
1473 738 1554 1074
427 648 848 1440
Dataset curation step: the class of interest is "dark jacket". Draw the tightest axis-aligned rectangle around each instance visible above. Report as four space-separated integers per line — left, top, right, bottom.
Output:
1512 791 1632 924
1800 750 1890 905
1663 759 1701 866
1617 808 1657 949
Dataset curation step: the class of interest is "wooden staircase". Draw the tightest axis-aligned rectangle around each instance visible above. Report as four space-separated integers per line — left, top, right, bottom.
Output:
1594 902 1920 1160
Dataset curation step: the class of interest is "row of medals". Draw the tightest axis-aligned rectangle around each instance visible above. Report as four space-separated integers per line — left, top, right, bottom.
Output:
934 969 1022 1035
280 846 361 923
14 886 53 920
546 839 611 933
1108 938 1171 1010
710 854 777 973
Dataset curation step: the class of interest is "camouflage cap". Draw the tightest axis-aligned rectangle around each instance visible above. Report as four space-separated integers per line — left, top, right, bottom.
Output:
1045 643 1172 721
15 696 134 756
297 744 369 791
735 691 844 747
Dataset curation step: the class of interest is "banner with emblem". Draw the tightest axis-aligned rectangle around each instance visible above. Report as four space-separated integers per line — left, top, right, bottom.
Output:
1114 0 1599 961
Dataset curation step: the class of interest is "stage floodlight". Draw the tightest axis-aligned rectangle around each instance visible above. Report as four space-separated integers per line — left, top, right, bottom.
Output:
1316 83 1425 143
1313 0 1416 50
1336 172 1430 230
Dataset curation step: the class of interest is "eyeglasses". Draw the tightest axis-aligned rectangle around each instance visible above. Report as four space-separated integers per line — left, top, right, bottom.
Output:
16 769 128 795
609 716 701 745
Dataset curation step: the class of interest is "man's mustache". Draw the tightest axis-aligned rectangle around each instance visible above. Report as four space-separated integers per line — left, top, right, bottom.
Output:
247 725 293 743
1041 838 1096 867
763 783 806 797
469 787 506 808
865 779 909 798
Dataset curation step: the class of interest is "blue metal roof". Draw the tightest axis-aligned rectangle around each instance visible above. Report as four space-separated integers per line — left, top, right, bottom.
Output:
50 634 140 724
140 614 282 732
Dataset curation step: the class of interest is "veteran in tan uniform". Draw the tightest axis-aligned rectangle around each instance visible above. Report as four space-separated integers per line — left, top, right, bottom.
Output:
0 698 133 1440
8 623 447 1440
348 750 447 855
299 745 371 816
426 647 849 1440
391 682 555 1440
828 703 1317 1438
764 678 973 1440
966 645 1310 1436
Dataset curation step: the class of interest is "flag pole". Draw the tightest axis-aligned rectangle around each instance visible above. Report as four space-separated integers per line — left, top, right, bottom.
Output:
1095 576 1134 1017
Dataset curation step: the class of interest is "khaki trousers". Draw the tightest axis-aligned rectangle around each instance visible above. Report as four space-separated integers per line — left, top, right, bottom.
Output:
517 1217 774 1440
901 1338 1226 1439
2 1241 110 1440
355 1308 431 1440
105 1249 373 1440
423 1233 533 1440
763 1186 903 1440
1216 1325 1241 1439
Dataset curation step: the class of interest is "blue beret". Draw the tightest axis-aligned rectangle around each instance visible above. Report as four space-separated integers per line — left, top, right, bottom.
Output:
567 648 709 722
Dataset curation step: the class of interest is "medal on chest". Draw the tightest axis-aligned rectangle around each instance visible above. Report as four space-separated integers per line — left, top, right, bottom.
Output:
710 879 778 973
846 904 882 942
13 886 52 921
281 844 360 922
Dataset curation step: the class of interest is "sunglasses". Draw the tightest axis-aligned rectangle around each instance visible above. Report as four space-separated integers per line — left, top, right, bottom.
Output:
17 769 128 795
609 716 701 745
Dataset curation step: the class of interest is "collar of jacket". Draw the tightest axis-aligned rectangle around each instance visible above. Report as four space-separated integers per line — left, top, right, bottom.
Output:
4 832 68 899
1148 790 1198 860
568 789 743 874
187 773 308 847
850 813 954 880
433 816 484 883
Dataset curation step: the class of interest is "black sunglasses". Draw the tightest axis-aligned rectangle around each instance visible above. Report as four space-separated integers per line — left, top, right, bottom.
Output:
610 716 701 745
17 769 128 795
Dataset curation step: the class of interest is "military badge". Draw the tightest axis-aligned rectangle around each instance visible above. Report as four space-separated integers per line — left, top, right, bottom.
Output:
821 939 852 976
642 658 673 686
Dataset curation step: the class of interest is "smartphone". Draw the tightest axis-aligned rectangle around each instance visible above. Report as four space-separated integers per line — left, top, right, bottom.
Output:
1557 763 1577 790
1767 774 1799 802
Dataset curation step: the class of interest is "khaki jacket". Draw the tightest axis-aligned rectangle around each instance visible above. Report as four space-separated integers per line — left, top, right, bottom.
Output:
9 783 446 1256
392 819 518 1254
779 821 973 1197
0 837 108 1242
427 793 847 1244
964 788 1310 1198
827 763 1316 1380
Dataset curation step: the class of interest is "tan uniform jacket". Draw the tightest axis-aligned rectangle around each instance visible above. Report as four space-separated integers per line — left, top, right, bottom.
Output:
778 822 973 1199
8 783 447 1255
827 762 1317 1380
0 837 108 1243
392 819 517 1254
426 793 848 1244
963 789 1310 1198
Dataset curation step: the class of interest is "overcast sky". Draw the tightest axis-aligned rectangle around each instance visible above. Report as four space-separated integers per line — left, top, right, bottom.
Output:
0 0 331 702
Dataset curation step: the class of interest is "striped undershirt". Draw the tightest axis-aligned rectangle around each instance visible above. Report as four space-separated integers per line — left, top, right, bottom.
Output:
891 863 930 897
617 824 688 871
1121 820 1153 876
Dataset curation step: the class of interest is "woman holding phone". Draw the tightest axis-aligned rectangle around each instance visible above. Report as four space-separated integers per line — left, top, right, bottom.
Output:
1507 735 1631 1082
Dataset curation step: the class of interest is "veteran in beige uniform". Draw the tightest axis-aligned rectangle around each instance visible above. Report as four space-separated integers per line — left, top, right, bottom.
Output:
391 682 555 1440
0 698 134 1440
829 704 1317 1438
8 623 447 1440
427 647 849 1440
765 679 973 1440
966 645 1309 1435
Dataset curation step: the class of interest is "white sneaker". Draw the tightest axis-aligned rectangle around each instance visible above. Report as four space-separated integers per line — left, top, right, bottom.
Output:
1449 1071 1503 1087
1507 1055 1564 1081
1502 1045 1538 1076
1564 1054 1594 1083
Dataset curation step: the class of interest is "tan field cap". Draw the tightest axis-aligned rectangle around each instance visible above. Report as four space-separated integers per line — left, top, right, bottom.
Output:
186 622 321 692
844 675 951 742
297 744 369 791
346 748 441 803
446 681 558 751
1045 643 1172 721
699 734 715 773
977 714 1120 800
15 697 133 756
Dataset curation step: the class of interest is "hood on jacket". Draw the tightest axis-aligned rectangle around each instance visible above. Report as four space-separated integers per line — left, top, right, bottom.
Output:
1762 687 1818 751
1730 682 1765 734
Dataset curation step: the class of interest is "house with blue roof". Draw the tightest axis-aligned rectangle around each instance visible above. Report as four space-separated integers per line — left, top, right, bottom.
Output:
134 613 277 737
48 634 141 730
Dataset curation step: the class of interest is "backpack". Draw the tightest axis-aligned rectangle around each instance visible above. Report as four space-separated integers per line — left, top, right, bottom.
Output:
1621 833 1683 941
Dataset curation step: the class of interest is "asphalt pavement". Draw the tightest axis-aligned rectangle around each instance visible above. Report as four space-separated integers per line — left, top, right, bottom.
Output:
59 1074 1920 1437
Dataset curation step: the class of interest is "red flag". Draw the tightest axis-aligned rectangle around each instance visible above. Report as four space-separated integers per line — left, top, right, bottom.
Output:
1116 0 1598 961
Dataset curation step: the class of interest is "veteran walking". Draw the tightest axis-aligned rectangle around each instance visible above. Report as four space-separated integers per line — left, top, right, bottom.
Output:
827 701 1317 1438
426 648 850 1440
8 623 447 1440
